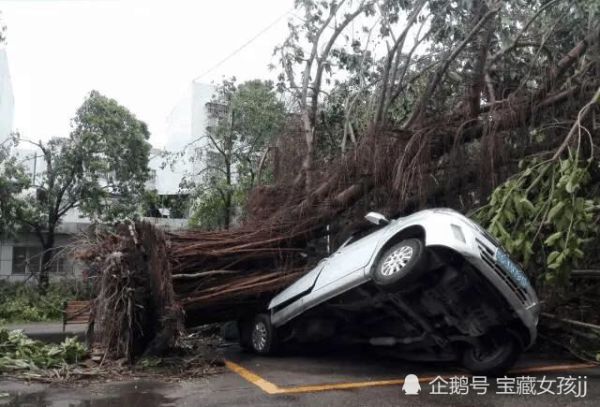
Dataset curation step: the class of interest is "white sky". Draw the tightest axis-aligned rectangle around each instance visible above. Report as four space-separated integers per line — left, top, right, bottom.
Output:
0 0 295 148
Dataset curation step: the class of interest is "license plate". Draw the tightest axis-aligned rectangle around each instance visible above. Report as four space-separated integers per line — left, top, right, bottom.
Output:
495 249 531 290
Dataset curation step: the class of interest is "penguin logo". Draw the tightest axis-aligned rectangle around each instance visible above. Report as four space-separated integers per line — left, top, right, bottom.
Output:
402 374 421 395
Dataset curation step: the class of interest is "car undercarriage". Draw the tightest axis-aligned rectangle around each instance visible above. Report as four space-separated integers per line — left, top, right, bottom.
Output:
274 248 528 366
239 209 538 375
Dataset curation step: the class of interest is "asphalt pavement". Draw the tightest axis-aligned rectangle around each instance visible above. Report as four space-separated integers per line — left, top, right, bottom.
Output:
1 345 599 406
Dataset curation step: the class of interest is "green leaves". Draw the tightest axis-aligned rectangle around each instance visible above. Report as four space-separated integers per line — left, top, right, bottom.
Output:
2 92 151 291
475 154 599 287
189 79 286 230
547 201 565 221
544 231 563 246
0 329 87 373
71 91 151 222
518 197 535 214
0 137 31 238
5 90 152 231
0 280 83 324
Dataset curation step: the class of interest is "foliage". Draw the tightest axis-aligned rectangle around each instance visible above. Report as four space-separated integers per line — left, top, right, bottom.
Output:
274 0 600 161
476 153 600 287
189 188 229 230
63 90 152 221
0 137 30 238
0 280 91 324
0 329 86 372
141 189 190 219
6 90 152 290
189 79 285 229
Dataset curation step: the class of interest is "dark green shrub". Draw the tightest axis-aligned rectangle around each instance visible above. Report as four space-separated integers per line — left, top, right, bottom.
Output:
0 280 93 324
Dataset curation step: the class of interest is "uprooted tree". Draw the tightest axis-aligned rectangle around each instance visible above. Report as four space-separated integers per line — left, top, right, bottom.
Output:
76 0 600 361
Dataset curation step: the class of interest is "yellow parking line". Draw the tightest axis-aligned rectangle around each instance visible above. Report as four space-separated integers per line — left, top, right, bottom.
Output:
225 359 597 395
509 362 597 375
275 375 440 394
225 360 282 394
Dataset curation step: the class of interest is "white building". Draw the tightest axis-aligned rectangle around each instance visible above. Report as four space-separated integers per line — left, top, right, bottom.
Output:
0 49 14 143
165 81 216 184
166 81 214 152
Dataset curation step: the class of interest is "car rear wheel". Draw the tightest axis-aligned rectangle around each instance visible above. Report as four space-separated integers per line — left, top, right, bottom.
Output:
248 314 279 355
372 239 428 291
461 333 520 376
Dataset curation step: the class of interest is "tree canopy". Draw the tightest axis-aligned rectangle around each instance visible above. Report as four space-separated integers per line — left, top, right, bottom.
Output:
9 90 151 290
189 79 286 229
0 138 29 237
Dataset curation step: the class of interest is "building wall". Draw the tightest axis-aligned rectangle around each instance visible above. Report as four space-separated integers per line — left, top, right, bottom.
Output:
0 232 83 282
0 217 188 282
190 82 214 181
164 81 215 188
0 49 14 142
147 148 191 196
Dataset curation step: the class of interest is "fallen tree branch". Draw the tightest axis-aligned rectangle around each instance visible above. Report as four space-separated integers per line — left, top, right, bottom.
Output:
552 86 600 160
541 313 600 331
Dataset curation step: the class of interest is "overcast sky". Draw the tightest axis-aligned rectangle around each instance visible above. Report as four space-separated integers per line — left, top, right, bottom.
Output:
0 0 295 148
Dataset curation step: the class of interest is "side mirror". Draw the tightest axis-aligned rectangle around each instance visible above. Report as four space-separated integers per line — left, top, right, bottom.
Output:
365 212 389 226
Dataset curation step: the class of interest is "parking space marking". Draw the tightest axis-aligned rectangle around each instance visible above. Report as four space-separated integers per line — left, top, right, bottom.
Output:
272 376 441 394
225 360 597 395
225 360 281 394
510 362 597 375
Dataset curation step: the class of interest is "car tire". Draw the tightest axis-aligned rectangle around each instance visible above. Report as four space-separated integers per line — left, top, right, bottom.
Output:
248 314 279 355
461 333 521 376
372 238 428 291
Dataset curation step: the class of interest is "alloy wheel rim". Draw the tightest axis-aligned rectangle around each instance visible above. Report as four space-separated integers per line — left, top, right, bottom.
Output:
381 245 413 276
252 321 268 351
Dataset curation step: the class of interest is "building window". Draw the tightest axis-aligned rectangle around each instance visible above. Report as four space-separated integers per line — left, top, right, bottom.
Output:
12 247 67 275
55 255 67 274
12 247 42 275
206 102 227 117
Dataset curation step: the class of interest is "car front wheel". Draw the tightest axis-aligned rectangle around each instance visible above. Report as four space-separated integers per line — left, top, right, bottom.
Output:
461 333 521 376
372 238 427 291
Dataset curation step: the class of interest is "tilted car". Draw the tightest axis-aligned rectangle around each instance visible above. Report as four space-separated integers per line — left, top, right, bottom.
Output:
238 208 540 375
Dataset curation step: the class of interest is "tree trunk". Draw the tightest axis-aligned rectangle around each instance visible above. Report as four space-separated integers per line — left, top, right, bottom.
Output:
301 110 315 192
465 0 494 117
39 229 55 294
224 108 234 229
224 163 232 229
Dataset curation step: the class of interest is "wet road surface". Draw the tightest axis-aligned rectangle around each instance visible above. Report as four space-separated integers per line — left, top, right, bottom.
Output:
1 346 599 406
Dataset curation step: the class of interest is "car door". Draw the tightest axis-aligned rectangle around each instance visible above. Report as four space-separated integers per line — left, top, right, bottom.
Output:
312 226 389 291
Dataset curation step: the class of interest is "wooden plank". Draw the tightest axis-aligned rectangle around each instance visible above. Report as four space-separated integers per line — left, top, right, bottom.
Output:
64 300 91 325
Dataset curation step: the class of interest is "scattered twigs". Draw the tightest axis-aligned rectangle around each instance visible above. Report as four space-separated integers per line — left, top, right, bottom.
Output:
541 313 600 331
171 270 240 280
571 269 600 277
